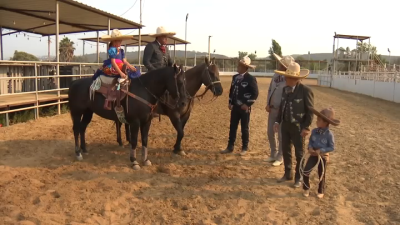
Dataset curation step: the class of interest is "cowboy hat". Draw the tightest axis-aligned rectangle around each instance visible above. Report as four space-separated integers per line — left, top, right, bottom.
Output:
274 62 309 79
310 107 340 126
101 29 133 41
239 55 256 69
149 26 176 37
273 53 295 69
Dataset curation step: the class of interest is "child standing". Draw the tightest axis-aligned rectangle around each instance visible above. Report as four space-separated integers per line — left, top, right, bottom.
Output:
302 107 340 198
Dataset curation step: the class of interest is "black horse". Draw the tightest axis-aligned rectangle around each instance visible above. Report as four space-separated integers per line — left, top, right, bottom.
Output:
119 57 223 155
68 65 187 169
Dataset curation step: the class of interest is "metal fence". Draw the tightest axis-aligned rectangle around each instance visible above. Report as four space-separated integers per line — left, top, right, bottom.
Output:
0 61 104 126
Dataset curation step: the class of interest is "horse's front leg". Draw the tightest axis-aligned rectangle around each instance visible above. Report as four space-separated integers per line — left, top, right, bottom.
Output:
140 118 152 166
129 120 140 170
116 121 123 146
169 113 185 156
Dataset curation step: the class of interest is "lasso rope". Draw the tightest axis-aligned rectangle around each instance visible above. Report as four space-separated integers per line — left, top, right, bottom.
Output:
299 136 325 190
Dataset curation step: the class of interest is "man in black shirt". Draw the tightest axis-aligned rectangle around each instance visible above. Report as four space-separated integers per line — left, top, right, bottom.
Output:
221 56 259 156
273 62 314 187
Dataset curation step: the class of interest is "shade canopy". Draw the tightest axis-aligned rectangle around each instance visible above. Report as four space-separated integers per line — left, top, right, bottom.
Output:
334 34 370 41
80 34 190 46
0 0 143 36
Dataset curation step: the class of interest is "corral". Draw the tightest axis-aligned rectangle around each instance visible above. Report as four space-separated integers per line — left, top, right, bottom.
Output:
1 77 399 224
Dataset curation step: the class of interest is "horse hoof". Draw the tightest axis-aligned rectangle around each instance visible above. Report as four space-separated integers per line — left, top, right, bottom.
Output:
132 165 141 170
82 150 89 155
76 154 83 161
173 151 186 156
144 160 152 166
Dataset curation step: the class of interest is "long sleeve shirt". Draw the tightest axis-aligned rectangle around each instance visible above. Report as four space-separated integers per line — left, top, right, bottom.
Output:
267 73 286 108
308 127 335 153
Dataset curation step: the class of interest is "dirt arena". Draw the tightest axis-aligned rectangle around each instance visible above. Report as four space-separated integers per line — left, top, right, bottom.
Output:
0 77 399 225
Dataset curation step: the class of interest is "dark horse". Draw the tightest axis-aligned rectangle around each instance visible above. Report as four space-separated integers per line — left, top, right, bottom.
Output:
68 65 187 169
119 57 223 155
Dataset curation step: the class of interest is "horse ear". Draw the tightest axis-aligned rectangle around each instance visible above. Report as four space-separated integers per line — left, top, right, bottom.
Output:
204 57 209 65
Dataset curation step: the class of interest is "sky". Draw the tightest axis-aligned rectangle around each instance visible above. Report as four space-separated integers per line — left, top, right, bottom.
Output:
1 0 398 59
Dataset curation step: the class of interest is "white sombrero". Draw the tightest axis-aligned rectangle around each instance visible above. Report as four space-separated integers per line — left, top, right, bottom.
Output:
273 53 295 69
101 29 133 41
239 55 256 69
274 62 309 79
149 26 176 37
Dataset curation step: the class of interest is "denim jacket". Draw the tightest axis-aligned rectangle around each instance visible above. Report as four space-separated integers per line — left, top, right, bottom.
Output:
308 127 335 153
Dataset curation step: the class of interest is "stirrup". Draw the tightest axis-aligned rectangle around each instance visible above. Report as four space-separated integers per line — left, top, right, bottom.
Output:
115 106 128 124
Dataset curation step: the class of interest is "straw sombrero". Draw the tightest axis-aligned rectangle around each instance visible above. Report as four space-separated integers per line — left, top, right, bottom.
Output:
310 107 340 126
149 26 176 37
274 62 309 79
239 55 256 69
101 29 133 41
273 53 295 69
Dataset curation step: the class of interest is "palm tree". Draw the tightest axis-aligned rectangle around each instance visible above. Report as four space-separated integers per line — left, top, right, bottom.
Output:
59 37 75 62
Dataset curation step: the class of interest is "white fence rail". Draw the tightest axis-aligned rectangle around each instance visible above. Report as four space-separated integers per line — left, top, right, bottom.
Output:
318 72 400 103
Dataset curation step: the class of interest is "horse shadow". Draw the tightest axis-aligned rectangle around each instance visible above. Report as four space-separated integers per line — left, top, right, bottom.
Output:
0 139 148 168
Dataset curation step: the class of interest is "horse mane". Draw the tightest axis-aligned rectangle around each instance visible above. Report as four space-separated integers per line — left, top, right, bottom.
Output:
138 67 175 83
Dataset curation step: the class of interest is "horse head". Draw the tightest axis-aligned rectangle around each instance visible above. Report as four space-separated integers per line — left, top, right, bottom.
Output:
202 57 223 96
168 64 188 108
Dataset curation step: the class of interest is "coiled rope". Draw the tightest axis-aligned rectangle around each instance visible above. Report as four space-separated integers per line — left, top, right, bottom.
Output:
299 136 325 190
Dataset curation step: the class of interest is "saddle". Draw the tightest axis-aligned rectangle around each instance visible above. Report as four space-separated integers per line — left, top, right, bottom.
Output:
95 65 130 111
95 77 128 110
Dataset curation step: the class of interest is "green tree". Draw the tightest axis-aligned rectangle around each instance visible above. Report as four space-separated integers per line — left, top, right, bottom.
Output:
356 42 377 54
59 37 75 62
248 53 257 61
238 51 248 59
10 50 39 61
268 39 282 60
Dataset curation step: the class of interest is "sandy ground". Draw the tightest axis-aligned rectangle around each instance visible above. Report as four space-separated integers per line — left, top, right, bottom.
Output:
0 77 399 225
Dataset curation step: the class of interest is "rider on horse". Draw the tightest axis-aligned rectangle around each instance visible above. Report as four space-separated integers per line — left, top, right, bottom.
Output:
143 26 176 118
92 29 140 82
90 29 140 124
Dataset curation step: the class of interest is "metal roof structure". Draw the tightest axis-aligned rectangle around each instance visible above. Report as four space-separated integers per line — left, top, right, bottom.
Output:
80 34 190 46
334 34 370 41
0 0 143 36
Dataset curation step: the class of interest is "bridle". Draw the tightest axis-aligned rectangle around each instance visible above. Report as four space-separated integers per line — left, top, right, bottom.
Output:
195 63 221 102
141 66 183 109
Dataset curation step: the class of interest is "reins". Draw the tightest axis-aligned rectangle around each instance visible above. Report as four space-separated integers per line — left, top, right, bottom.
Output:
121 89 156 112
194 65 221 103
121 67 183 112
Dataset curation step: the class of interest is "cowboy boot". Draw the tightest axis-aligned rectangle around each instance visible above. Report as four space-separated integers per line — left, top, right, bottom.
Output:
220 144 234 154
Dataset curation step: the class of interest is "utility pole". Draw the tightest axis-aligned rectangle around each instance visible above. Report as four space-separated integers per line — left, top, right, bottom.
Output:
208 36 212 59
184 13 188 70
